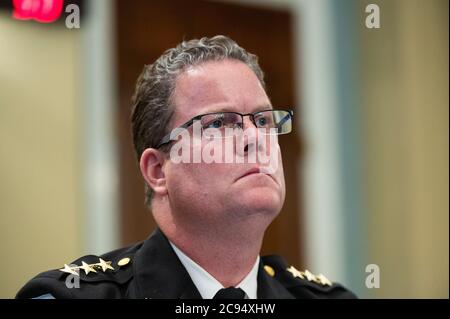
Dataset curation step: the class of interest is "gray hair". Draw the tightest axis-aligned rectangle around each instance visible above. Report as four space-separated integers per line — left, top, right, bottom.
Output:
131 35 266 207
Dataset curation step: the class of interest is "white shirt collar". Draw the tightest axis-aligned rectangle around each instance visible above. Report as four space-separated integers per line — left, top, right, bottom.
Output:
170 241 259 299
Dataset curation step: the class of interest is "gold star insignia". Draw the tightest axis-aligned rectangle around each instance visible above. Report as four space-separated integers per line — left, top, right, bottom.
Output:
80 261 97 275
59 264 79 276
98 258 114 272
303 269 315 282
287 266 332 286
287 265 304 279
316 273 332 286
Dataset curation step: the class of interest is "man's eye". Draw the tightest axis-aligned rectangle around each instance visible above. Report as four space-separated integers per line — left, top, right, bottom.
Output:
257 117 268 126
205 119 224 129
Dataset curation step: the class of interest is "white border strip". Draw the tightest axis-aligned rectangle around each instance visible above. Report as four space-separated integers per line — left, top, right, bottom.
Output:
294 0 345 282
82 0 119 254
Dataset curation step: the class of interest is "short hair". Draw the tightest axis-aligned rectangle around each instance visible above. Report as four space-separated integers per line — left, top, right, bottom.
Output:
131 35 266 207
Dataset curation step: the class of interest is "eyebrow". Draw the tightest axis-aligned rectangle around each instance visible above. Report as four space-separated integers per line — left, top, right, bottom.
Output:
205 104 273 114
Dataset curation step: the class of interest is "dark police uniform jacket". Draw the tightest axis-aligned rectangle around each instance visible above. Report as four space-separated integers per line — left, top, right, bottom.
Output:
16 229 356 299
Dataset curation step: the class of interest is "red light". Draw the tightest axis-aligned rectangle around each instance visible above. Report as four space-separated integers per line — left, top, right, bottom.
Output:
13 0 64 23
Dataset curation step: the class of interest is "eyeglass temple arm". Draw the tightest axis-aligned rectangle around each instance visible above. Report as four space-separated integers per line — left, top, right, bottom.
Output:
155 119 195 148
156 134 171 149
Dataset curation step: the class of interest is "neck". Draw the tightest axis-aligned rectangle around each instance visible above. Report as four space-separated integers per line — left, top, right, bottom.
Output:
170 226 263 287
154 201 267 287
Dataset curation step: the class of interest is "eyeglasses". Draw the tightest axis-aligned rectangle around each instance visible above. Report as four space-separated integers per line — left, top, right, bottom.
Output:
156 109 294 149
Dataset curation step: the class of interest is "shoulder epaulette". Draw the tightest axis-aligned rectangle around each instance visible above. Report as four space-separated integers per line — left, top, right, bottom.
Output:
57 254 133 284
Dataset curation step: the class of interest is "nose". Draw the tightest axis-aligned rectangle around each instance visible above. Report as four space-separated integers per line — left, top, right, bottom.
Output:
242 114 257 130
243 114 257 129
237 116 263 155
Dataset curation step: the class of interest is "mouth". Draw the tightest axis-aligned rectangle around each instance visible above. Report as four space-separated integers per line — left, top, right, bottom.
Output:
236 167 276 183
241 167 260 177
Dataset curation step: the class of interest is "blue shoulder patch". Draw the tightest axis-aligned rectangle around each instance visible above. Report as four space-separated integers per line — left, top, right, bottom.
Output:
32 293 55 299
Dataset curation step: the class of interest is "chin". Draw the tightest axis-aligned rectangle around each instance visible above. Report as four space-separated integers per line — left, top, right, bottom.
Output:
235 188 283 216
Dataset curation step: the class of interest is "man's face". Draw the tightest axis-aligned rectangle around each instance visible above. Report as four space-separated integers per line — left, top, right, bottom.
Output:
164 60 286 225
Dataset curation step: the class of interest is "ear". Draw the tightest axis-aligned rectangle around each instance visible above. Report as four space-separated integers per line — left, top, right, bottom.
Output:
139 148 168 196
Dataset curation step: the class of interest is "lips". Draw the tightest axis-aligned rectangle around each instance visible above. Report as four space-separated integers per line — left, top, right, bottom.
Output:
235 167 265 182
241 167 260 177
235 166 279 186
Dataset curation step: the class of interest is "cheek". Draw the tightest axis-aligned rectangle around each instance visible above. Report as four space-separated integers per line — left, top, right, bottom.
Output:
271 147 286 199
166 161 230 195
165 162 191 196
265 144 286 200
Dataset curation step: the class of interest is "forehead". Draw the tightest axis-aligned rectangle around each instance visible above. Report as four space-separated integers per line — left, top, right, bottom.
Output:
171 59 271 126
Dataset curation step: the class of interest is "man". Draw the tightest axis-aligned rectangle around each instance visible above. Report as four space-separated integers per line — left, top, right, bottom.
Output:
17 35 355 299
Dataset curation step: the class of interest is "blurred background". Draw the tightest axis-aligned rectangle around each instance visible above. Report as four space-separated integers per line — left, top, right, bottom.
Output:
0 0 448 298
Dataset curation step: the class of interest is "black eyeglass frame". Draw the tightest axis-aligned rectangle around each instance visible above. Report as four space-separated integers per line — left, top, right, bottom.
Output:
155 109 294 149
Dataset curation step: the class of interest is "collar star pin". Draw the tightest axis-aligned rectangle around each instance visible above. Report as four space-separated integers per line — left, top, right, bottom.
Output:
60 264 79 276
303 269 316 282
287 265 305 279
98 258 115 272
80 261 97 275
315 273 332 286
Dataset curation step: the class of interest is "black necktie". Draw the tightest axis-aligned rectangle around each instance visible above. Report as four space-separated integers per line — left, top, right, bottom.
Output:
213 287 246 299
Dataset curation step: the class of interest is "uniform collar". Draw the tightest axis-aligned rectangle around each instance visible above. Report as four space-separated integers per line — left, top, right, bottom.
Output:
170 241 259 299
132 228 202 299
131 228 295 299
